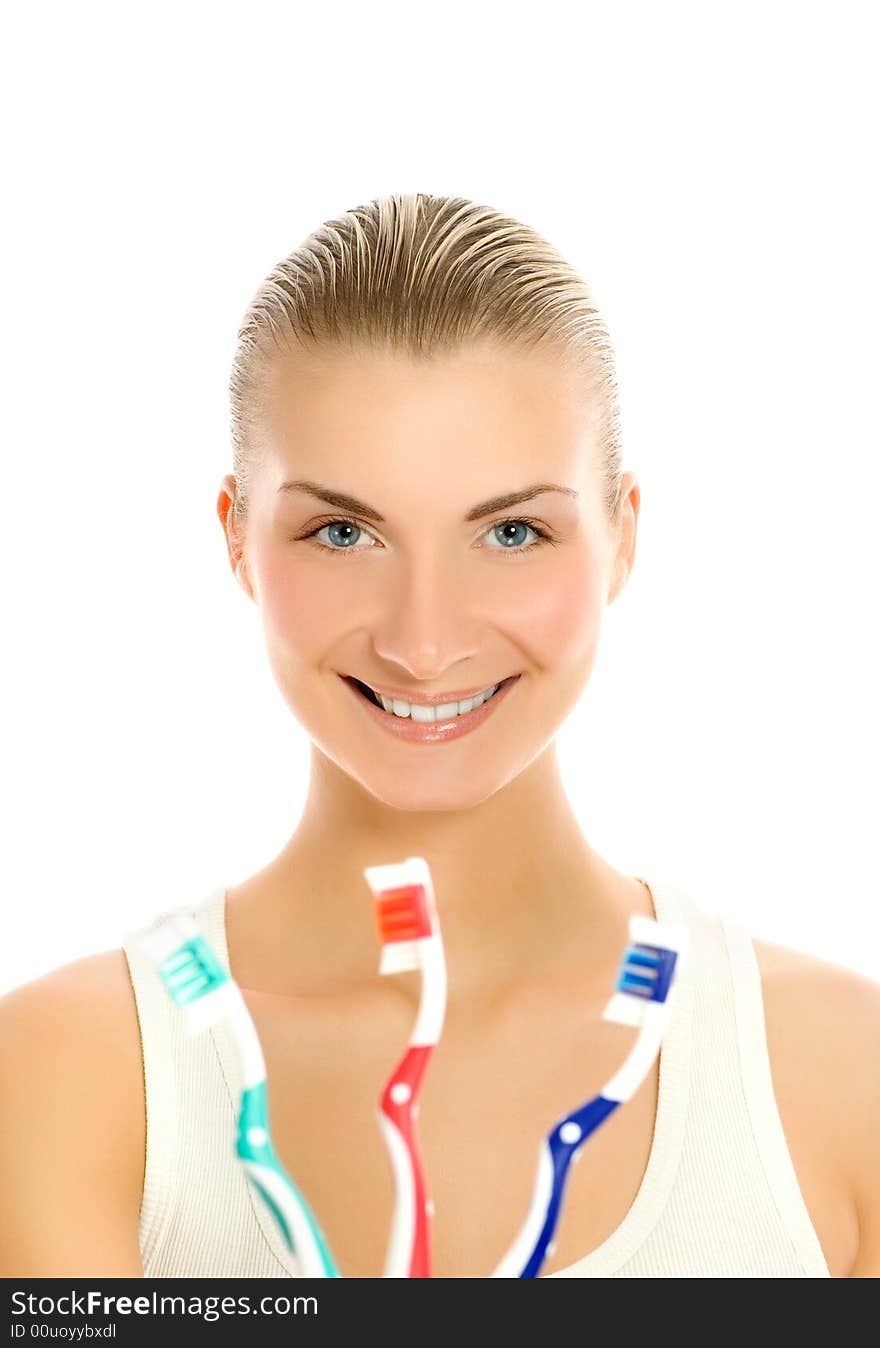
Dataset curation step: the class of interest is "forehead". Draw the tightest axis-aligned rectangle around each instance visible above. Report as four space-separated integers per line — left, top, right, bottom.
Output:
258 342 602 476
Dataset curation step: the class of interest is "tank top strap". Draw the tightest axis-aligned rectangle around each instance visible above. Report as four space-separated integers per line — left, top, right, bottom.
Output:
719 914 831 1276
121 884 232 1271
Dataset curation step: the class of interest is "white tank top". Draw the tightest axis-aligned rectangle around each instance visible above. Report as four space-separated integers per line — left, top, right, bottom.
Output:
121 878 831 1278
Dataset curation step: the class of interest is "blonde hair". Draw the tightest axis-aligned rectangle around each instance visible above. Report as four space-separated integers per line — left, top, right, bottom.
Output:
228 192 624 534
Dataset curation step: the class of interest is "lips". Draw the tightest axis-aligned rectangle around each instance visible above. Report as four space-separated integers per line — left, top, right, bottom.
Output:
339 671 521 743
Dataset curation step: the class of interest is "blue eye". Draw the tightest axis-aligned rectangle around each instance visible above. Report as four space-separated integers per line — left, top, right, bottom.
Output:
296 517 555 557
484 520 539 550
316 520 373 551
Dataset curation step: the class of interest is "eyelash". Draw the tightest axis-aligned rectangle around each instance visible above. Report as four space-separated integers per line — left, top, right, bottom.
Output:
293 516 556 559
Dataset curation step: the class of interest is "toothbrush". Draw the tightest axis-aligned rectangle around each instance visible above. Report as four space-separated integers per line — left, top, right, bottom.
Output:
136 914 341 1278
492 914 689 1278
363 857 448 1278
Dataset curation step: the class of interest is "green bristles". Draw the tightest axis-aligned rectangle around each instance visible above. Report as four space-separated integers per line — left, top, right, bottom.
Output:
157 934 229 1006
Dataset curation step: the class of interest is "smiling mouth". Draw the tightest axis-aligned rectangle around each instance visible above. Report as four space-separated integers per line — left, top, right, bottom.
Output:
343 674 518 718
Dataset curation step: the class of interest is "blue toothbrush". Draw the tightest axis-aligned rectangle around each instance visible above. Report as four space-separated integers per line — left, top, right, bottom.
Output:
492 914 688 1277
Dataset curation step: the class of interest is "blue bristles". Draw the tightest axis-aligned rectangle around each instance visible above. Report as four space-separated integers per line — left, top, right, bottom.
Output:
616 941 679 1004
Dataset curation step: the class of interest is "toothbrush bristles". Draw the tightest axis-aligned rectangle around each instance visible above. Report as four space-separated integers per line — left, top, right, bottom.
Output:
616 941 678 1003
159 944 225 1005
374 882 433 945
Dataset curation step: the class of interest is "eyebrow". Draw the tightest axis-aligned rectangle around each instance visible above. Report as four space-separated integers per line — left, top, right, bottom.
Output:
276 478 578 523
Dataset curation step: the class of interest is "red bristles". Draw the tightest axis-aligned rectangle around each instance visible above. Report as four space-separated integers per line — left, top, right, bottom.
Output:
374 882 433 944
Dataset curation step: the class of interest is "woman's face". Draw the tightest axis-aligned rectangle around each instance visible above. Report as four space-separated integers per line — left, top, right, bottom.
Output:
222 341 638 811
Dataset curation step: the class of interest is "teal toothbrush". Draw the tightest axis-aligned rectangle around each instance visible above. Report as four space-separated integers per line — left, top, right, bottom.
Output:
136 913 340 1277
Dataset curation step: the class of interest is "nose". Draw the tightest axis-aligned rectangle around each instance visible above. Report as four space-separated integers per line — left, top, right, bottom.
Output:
369 549 482 680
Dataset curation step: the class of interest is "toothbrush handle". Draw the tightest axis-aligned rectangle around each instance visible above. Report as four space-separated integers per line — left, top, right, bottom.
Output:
237 1081 341 1277
378 1043 435 1277
526 1095 620 1277
499 1094 620 1279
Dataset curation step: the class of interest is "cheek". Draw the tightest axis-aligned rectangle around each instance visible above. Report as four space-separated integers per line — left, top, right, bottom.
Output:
505 549 604 659
251 543 348 655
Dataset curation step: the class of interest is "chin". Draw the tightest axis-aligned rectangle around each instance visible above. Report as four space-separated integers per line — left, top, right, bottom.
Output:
319 742 522 814
378 778 503 813
375 767 506 813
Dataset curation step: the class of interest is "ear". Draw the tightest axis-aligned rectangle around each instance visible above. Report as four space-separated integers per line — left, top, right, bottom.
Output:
217 475 254 601
606 473 640 606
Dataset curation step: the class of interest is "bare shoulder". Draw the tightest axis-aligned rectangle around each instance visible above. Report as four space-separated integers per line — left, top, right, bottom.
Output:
752 936 880 1277
0 948 146 1274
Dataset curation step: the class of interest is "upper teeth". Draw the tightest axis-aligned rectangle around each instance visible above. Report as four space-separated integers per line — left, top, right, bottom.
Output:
375 683 501 722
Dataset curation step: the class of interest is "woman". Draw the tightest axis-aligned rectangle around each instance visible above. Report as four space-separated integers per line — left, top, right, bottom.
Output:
1 193 877 1278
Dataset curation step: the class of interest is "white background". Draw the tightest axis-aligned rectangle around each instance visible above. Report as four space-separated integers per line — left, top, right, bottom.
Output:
1 2 877 993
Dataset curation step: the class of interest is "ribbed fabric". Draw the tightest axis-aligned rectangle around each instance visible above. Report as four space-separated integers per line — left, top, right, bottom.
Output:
121 878 832 1278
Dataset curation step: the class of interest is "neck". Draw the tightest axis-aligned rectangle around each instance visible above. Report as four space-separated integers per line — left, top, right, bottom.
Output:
231 741 644 1004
